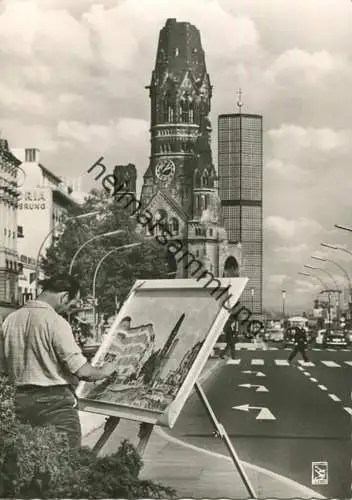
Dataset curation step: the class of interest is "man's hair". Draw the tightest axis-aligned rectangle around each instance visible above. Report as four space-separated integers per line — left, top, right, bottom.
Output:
39 274 80 301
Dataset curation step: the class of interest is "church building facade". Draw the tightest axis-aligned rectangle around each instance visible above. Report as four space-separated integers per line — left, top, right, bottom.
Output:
139 18 241 279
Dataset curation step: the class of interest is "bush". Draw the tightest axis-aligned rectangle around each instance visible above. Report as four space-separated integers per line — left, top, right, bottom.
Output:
0 376 176 499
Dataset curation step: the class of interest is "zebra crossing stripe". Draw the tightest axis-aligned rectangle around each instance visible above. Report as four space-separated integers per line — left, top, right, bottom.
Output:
226 359 241 365
310 377 318 382
345 361 352 366
329 394 341 402
321 360 340 367
298 361 315 367
251 359 264 365
318 384 328 391
274 359 290 366
343 407 352 416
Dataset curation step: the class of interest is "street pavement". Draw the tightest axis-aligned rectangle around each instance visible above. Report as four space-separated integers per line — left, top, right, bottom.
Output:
169 345 352 499
82 357 327 498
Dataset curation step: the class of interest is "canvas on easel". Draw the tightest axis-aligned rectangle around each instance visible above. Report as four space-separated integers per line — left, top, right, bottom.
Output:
76 277 248 428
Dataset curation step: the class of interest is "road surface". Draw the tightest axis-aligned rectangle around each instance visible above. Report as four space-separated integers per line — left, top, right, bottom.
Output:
170 346 352 498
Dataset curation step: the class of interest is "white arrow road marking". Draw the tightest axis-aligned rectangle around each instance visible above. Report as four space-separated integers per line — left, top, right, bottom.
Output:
274 359 290 366
226 359 241 365
238 383 269 392
321 360 340 367
345 361 352 366
310 377 318 382
242 370 266 377
232 404 276 420
251 359 264 365
343 407 352 416
329 394 341 402
318 384 328 391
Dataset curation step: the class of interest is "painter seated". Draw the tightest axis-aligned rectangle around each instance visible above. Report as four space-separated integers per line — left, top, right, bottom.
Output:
0 275 117 449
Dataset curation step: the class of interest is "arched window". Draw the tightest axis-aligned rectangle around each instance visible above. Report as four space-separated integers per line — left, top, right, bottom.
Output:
189 101 194 123
204 195 208 210
194 170 201 188
171 217 179 235
180 97 189 123
201 170 209 187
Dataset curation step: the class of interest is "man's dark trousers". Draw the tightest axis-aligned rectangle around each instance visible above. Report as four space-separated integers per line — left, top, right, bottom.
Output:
288 345 309 363
15 385 81 448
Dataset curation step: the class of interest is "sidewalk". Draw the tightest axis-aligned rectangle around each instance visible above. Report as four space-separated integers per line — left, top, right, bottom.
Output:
80 360 323 499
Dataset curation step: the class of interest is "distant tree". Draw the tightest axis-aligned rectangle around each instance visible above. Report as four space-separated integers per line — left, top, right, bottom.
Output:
40 189 170 316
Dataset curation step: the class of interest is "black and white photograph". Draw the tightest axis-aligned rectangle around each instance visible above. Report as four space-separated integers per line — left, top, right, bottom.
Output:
0 0 351 498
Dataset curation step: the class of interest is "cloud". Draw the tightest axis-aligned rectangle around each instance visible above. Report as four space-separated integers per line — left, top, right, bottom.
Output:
266 49 349 87
0 0 351 312
265 216 323 240
273 244 309 263
267 274 287 288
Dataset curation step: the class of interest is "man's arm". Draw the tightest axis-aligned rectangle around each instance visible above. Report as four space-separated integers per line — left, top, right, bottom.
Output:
52 317 116 382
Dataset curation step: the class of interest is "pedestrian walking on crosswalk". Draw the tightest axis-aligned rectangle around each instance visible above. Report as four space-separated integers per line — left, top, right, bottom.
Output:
288 327 310 364
220 316 238 359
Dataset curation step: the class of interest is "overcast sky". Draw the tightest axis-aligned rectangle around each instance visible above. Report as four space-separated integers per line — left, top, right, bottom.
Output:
1 0 352 312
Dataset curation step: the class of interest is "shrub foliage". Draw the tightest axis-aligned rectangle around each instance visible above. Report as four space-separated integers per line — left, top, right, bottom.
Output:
0 376 176 498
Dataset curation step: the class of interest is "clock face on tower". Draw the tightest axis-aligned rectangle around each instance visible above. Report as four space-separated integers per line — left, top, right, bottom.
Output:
155 158 176 182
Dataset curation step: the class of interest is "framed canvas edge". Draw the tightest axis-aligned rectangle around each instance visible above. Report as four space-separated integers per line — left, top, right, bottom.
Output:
78 398 161 425
131 277 248 293
76 277 248 425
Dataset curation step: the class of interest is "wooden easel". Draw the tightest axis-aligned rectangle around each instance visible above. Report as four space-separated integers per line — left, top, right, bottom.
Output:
91 381 257 498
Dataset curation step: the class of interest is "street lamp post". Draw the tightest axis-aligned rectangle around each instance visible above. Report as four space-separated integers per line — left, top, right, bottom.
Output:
92 242 141 340
68 230 124 275
321 243 352 318
281 289 286 322
303 264 339 291
304 264 341 327
334 224 352 233
34 210 99 297
311 255 352 323
298 271 327 291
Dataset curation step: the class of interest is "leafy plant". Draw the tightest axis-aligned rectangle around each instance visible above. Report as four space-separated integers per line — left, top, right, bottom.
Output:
40 188 170 316
0 376 176 498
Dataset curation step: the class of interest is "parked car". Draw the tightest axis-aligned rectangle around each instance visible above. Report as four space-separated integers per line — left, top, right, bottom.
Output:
323 330 348 348
315 329 326 346
265 328 284 343
283 327 296 348
345 330 352 344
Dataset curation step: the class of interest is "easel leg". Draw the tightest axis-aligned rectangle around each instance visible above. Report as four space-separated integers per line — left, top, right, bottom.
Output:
136 422 153 457
194 382 257 498
92 416 120 455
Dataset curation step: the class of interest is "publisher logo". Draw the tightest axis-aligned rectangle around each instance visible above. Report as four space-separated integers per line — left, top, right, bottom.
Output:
312 461 328 485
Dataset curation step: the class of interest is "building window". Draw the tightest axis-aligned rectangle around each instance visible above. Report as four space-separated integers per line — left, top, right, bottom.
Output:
195 249 199 257
17 225 24 238
171 217 179 235
25 149 36 162
209 229 213 237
